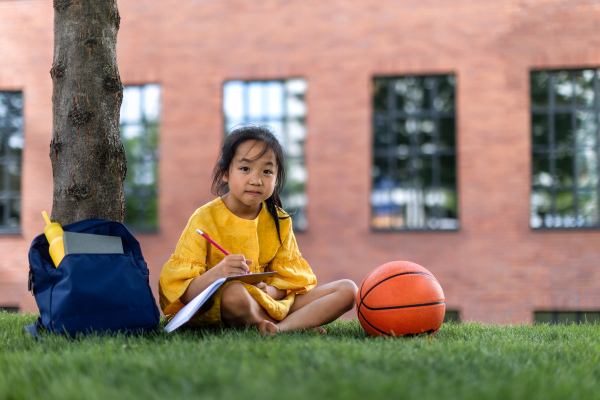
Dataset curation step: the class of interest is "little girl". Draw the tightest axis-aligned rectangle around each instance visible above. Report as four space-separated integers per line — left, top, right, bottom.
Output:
159 125 358 334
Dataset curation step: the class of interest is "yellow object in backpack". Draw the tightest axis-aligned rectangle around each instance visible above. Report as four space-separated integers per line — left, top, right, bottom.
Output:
42 211 64 268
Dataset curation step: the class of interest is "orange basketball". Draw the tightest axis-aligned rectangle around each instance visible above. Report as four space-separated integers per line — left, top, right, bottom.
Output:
357 260 445 337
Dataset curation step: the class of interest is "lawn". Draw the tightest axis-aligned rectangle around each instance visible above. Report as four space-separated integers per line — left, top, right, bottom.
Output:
1 312 599 400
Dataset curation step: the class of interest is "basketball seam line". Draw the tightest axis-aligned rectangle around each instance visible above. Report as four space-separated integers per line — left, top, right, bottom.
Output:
358 306 443 337
357 267 379 315
357 308 392 337
361 300 446 311
359 272 436 303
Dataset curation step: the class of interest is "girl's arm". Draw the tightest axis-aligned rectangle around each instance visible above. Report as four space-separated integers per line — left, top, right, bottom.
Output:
266 285 286 300
181 254 251 304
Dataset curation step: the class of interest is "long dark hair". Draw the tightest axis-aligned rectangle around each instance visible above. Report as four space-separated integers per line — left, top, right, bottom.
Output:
212 124 289 242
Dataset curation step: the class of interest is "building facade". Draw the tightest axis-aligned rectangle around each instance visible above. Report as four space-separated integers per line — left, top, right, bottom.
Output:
1 0 599 323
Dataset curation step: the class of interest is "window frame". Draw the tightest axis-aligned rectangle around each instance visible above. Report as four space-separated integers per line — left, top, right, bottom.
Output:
530 68 600 231
222 78 309 232
370 74 459 232
119 84 161 233
534 310 600 324
0 90 24 236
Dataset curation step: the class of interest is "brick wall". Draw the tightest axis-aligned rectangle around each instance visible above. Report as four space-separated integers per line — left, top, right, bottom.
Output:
1 0 599 323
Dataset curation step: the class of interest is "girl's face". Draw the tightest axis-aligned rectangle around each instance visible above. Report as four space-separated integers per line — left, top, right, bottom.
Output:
222 140 278 219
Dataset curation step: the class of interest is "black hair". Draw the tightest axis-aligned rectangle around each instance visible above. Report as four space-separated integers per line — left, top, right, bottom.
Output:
212 124 289 242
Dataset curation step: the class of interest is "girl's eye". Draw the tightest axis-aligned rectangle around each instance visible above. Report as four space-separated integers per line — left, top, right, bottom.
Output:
264 170 273 175
240 167 250 172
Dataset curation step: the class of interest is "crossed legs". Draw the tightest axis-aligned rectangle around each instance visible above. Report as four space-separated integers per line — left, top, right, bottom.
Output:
220 279 358 334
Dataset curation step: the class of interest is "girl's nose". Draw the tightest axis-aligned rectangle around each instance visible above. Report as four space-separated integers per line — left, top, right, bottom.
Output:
249 172 262 185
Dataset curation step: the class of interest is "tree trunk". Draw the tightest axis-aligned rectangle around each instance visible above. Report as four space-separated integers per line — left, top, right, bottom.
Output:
50 0 126 225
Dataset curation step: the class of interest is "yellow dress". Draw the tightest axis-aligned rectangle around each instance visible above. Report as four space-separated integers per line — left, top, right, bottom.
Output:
158 197 317 325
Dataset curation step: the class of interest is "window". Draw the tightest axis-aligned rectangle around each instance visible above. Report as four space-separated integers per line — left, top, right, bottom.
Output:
443 309 461 323
223 79 308 231
531 69 600 229
0 306 19 313
0 91 23 234
371 75 458 230
120 84 161 232
534 311 600 324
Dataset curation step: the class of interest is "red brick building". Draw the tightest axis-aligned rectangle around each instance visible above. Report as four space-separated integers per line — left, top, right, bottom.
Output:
1 0 599 323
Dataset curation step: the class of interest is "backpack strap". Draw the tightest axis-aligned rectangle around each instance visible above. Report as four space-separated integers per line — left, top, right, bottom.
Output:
24 317 42 341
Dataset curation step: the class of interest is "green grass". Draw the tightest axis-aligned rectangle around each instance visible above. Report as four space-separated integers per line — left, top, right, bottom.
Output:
1 312 599 400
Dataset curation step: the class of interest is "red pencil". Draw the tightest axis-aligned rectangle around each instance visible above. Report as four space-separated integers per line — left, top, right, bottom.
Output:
196 229 230 255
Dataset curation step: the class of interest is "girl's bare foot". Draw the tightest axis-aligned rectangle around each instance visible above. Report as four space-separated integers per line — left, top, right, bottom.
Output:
312 326 327 335
258 320 279 337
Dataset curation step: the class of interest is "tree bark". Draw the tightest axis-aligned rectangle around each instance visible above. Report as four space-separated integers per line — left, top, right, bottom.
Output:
50 0 126 225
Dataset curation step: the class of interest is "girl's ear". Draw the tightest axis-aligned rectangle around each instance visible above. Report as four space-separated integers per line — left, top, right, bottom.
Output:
222 171 229 183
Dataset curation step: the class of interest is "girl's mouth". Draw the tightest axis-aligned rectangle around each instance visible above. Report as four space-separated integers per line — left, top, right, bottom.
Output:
246 191 261 196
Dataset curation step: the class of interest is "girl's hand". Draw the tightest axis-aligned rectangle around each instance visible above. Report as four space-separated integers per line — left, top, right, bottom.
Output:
209 254 251 279
252 283 282 299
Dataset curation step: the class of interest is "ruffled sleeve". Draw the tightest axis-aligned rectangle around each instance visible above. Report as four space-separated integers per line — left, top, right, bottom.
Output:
158 212 208 317
265 224 317 295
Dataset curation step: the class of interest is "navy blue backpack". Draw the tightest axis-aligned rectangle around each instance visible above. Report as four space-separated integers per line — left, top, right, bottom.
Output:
27 219 160 337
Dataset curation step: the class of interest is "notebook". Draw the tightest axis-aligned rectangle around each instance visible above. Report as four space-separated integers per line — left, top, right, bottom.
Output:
63 231 124 255
164 271 278 333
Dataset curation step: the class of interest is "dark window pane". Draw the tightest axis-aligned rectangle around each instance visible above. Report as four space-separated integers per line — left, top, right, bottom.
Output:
576 147 597 189
553 71 572 107
396 77 427 113
8 131 24 157
418 118 436 153
576 111 598 149
0 96 7 122
8 161 20 191
394 119 410 146
578 189 597 226
581 312 600 324
532 153 551 187
439 189 458 220
555 190 575 221
8 198 19 227
440 155 456 186
573 70 596 107
555 153 574 188
434 75 456 112
439 117 455 148
531 71 549 107
284 157 308 228
416 156 433 186
443 310 461 323
531 114 549 147
373 79 388 113
373 118 392 148
554 113 574 149
556 311 579 324
372 156 389 184
534 312 554 324
395 157 409 183
531 189 552 228
426 188 458 229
